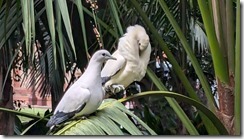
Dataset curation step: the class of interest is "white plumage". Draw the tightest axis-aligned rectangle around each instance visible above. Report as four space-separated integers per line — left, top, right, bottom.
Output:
101 24 151 94
46 50 116 128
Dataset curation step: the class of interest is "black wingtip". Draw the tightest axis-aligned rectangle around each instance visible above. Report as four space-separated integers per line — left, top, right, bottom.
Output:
46 116 56 127
102 76 111 85
46 112 72 128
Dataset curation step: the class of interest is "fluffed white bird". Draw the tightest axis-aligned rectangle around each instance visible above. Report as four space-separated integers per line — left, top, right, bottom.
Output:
101 24 151 95
46 50 116 128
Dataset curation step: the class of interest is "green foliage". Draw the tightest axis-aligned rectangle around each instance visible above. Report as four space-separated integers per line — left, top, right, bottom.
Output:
0 0 240 135
53 99 156 135
197 0 229 83
146 68 199 135
234 0 241 135
119 91 228 135
0 106 50 135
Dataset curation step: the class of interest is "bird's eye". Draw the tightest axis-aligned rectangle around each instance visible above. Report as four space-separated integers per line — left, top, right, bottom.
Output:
138 40 141 46
102 53 106 56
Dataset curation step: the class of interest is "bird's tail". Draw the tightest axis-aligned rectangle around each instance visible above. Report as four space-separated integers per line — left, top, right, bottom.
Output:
46 114 69 135
46 116 56 127
46 114 69 127
46 125 55 135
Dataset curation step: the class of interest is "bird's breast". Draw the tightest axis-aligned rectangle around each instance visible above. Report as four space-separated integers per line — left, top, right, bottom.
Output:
75 87 104 117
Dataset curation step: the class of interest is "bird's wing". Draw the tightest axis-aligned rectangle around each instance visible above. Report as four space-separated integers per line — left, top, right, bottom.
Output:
46 85 90 127
101 50 126 78
55 85 91 114
101 76 111 85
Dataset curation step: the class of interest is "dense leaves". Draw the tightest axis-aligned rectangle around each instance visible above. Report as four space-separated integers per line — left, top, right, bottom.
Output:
50 99 156 135
0 0 240 135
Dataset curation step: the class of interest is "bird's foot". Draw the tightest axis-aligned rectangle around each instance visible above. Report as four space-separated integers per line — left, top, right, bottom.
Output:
104 84 126 98
81 116 88 120
110 84 125 94
73 115 88 120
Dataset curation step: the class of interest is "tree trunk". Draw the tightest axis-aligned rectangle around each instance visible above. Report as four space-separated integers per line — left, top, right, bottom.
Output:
0 67 14 135
216 74 235 135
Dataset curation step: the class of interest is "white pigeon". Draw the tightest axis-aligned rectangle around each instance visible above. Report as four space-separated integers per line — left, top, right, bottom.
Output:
46 50 116 128
101 24 151 95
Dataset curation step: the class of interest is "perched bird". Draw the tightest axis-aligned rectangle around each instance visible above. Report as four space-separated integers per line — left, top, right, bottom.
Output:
101 24 151 95
46 50 116 129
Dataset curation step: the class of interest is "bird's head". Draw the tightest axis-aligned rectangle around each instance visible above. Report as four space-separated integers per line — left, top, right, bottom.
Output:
92 50 117 63
126 25 150 51
138 34 150 51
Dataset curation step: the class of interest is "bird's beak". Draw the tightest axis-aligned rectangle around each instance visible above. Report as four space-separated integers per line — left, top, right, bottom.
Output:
108 55 117 60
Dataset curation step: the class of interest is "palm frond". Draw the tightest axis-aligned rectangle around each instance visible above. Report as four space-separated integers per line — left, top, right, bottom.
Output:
53 99 157 135
119 91 228 135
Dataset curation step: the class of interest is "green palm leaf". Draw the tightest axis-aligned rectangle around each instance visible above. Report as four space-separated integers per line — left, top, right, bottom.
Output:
119 91 228 135
53 99 157 135
234 0 240 135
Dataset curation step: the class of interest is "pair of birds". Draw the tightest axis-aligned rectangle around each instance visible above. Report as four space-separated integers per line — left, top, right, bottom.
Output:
46 24 151 129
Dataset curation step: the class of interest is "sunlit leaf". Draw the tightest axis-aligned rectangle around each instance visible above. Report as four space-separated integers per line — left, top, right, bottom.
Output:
54 99 156 135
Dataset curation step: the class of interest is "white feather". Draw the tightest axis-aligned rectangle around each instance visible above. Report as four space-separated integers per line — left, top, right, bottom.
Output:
46 50 116 128
101 24 151 90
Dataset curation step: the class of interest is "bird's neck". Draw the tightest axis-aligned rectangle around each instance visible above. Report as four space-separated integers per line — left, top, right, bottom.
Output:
81 60 102 82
